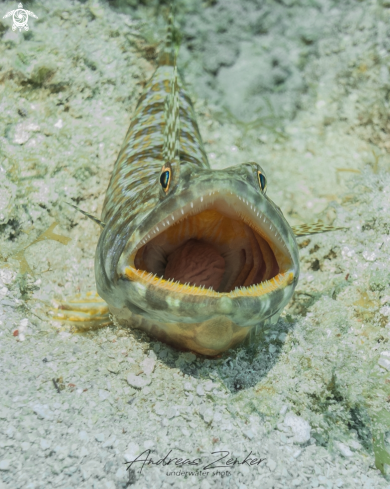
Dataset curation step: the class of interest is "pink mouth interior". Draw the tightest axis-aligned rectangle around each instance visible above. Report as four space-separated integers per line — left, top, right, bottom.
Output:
164 239 225 290
134 208 281 293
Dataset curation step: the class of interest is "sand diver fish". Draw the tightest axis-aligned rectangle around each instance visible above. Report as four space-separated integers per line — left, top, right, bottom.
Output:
56 16 337 356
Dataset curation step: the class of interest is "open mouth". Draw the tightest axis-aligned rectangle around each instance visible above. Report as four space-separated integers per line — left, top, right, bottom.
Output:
124 193 294 297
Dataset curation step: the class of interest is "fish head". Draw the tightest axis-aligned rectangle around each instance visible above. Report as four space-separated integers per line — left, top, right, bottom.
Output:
96 161 299 354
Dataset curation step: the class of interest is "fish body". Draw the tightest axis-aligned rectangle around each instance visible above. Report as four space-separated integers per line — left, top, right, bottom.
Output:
94 19 300 355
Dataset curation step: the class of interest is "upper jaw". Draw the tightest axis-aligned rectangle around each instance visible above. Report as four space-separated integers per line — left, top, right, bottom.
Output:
117 185 298 298
122 188 295 267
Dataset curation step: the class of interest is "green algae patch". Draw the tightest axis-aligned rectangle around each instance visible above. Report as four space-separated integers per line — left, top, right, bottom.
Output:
10 222 71 275
372 410 390 473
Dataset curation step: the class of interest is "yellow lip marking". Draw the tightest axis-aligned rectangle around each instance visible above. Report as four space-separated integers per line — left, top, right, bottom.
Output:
124 266 294 298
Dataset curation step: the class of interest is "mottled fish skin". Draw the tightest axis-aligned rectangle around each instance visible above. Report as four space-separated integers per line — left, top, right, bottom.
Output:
97 24 209 297
94 18 300 355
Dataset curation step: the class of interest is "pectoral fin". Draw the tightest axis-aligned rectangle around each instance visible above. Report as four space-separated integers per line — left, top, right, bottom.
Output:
49 291 111 332
292 221 345 237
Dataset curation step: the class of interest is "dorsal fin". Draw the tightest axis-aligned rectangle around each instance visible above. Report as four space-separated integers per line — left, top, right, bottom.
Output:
158 12 175 67
163 64 180 166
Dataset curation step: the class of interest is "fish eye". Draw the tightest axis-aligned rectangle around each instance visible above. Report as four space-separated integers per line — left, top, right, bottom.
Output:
257 171 267 193
160 167 171 192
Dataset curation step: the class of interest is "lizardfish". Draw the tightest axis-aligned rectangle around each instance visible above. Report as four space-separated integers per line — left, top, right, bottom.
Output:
61 18 337 356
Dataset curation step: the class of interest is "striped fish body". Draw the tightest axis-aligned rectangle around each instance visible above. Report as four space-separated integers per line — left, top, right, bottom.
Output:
94 26 300 356
101 64 209 227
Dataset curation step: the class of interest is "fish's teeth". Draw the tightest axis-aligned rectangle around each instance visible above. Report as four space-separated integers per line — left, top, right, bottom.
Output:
181 209 184 215
201 196 203 202
156 227 160 232
191 202 194 208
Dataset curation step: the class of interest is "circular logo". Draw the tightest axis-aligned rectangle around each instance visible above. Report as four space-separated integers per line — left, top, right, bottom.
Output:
12 8 28 31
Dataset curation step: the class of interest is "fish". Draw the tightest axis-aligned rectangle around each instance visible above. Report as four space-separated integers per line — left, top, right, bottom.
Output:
55 16 339 356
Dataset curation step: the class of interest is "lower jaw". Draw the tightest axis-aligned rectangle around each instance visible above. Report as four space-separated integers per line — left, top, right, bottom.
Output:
113 268 295 355
109 304 262 356
124 264 295 300
114 271 295 355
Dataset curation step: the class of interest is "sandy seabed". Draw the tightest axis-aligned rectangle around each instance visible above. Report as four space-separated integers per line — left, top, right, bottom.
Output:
2 0 390 488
